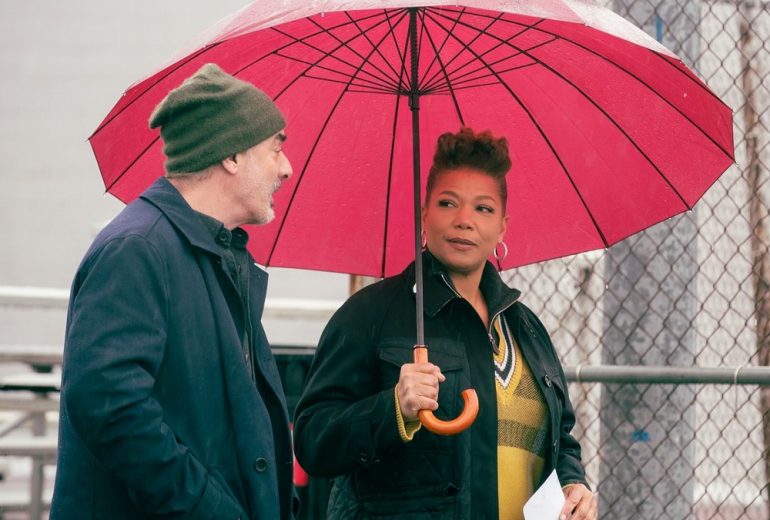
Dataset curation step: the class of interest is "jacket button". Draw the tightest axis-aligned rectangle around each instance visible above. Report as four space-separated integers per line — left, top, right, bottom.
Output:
254 458 268 472
544 375 552 387
359 453 369 464
553 440 558 452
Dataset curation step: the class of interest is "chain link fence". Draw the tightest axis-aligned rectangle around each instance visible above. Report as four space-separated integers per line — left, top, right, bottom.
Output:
501 1 770 517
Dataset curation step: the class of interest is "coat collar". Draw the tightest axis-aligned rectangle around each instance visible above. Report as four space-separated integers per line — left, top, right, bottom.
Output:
139 177 227 258
140 177 269 299
405 250 521 318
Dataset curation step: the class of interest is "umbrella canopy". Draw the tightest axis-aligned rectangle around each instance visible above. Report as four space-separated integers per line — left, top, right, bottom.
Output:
90 0 734 435
90 0 734 280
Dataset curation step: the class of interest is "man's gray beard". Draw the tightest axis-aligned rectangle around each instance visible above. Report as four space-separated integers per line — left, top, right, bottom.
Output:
256 179 282 225
257 207 275 225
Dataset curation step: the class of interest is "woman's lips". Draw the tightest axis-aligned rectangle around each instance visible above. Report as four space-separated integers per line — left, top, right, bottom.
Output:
447 237 476 250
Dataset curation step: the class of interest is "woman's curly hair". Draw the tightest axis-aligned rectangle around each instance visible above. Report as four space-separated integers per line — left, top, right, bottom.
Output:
425 127 511 209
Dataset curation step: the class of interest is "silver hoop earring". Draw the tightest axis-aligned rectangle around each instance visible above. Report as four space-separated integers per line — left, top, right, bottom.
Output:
493 241 508 261
421 231 427 250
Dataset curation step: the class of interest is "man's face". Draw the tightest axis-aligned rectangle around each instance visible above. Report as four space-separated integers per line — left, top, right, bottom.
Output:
236 131 292 225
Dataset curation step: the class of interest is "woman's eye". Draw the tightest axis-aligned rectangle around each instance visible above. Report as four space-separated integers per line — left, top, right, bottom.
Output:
478 205 494 213
437 199 456 208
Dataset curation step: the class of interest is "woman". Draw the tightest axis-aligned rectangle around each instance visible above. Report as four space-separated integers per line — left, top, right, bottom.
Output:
293 128 596 520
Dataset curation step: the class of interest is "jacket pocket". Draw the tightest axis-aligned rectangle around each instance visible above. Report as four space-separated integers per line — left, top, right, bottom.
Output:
377 338 466 420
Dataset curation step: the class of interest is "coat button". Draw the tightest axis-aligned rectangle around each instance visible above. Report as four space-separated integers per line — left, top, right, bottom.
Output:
254 458 268 472
553 439 558 452
544 375 552 387
217 230 230 246
359 452 369 464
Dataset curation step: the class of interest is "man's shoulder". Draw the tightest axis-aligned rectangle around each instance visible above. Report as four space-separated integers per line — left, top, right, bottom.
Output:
84 199 178 263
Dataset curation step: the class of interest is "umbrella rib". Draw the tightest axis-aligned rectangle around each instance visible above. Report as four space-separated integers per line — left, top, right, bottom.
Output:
265 27 403 267
95 9 398 139
432 8 732 164
418 7 472 93
429 11 695 212
101 11 409 191
91 45 216 138
103 135 162 194
379 10 415 276
303 15 402 93
267 15 404 93
423 22 554 91
343 10 410 90
248 12 411 104
549 39 734 164
426 62 539 94
107 30 394 196
426 70 536 95
422 33 553 91
264 93 345 267
427 14 610 246
421 9 543 92
271 51 399 93
422 9 537 94
380 90 406 278
651 51 733 112
384 8 412 94
648 51 735 160
418 9 465 124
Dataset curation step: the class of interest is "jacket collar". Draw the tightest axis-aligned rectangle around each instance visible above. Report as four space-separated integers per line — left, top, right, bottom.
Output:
139 177 226 258
406 250 521 318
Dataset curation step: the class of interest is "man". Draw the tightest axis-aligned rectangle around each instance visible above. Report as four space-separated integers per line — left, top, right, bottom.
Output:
51 63 295 519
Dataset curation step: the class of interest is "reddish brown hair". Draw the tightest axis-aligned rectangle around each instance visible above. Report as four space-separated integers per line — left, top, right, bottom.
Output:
425 127 511 209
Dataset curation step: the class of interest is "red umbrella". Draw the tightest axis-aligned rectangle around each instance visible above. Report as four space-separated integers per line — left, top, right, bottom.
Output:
90 0 734 434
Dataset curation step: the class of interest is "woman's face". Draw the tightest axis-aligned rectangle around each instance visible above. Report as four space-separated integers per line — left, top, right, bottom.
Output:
422 167 508 278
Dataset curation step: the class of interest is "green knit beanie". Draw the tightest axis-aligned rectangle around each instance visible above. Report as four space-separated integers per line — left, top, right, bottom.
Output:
149 63 286 173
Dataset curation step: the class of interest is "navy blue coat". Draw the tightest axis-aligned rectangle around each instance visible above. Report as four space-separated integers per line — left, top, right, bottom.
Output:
51 178 295 519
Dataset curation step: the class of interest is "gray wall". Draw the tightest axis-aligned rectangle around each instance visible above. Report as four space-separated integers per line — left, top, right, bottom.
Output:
0 1 347 347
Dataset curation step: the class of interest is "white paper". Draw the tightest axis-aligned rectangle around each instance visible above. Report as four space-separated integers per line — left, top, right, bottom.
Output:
523 469 565 520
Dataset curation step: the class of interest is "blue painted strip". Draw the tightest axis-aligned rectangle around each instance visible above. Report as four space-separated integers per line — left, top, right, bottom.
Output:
655 15 664 43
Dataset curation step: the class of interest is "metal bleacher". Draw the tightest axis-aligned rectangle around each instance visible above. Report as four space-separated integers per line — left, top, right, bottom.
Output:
0 285 339 519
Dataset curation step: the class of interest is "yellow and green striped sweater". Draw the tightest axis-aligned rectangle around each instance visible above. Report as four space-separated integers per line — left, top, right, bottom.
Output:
493 315 550 520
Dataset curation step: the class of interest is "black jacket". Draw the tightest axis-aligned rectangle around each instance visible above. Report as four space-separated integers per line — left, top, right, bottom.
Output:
293 252 586 520
52 178 296 519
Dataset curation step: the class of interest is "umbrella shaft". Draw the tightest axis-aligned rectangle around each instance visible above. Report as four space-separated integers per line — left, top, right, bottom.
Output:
408 8 424 346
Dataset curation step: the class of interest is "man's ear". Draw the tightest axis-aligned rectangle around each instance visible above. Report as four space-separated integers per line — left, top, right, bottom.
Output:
221 154 238 174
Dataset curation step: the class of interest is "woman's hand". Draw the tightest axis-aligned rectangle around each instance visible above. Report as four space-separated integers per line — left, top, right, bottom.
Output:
560 483 597 520
397 362 445 421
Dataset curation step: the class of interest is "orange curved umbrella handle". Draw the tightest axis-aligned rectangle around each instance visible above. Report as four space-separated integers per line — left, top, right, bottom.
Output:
413 346 479 436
